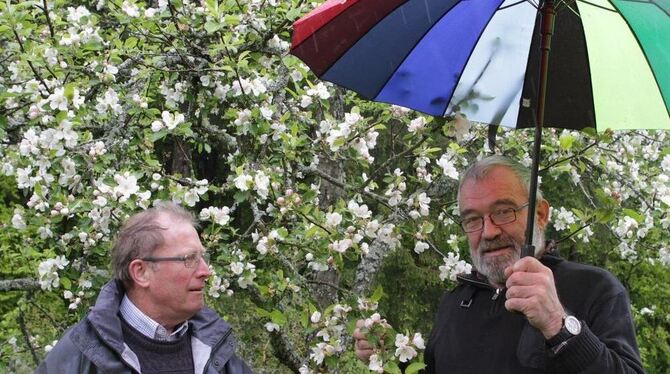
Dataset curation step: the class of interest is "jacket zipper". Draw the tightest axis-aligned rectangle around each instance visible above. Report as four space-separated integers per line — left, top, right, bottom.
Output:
202 328 233 373
457 274 506 315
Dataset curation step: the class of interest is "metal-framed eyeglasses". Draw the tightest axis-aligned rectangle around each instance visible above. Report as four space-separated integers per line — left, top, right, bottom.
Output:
460 203 530 233
140 251 210 269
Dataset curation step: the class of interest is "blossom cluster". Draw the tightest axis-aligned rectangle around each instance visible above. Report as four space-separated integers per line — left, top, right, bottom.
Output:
307 304 352 366
439 252 473 282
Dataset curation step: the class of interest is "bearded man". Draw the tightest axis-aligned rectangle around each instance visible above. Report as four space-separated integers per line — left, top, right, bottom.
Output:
355 155 644 373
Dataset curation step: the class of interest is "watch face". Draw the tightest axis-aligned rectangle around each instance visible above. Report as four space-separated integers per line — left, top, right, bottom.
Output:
565 315 582 335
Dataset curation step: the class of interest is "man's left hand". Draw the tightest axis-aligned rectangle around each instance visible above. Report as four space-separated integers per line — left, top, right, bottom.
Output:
504 256 565 339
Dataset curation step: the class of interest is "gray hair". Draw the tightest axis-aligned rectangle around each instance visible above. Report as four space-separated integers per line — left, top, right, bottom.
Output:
111 201 197 289
457 155 543 203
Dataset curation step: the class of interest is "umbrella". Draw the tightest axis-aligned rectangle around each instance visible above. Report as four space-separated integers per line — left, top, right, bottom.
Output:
290 0 670 257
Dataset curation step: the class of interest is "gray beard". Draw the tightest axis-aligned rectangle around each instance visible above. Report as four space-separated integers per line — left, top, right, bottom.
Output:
472 225 545 287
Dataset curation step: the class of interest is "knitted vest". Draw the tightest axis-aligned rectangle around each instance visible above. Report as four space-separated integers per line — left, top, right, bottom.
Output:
120 317 194 374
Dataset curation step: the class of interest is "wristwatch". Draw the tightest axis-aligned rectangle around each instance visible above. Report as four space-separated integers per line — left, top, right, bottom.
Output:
546 315 581 353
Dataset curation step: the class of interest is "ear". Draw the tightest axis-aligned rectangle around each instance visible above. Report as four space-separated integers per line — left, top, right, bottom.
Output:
535 199 551 230
128 259 152 289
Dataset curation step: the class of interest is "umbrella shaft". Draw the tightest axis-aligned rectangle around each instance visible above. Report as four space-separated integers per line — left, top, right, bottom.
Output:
523 0 556 258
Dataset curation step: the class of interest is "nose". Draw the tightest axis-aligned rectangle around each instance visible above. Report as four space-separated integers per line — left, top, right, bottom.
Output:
196 255 211 278
481 215 502 239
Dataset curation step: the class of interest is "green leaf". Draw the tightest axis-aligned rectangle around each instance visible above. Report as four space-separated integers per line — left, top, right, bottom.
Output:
204 21 222 34
370 285 384 302
255 307 271 318
270 309 287 326
224 14 240 26
383 361 401 374
405 362 426 374
622 208 645 223
60 277 71 290
304 225 322 239
559 133 575 150
151 130 168 142
233 190 248 203
594 208 615 224
124 37 138 49
276 227 288 239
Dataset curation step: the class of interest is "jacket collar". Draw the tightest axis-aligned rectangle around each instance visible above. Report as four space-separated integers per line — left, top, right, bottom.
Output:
85 281 234 348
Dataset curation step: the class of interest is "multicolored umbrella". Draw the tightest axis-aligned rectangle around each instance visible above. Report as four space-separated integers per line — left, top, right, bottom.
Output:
290 0 669 256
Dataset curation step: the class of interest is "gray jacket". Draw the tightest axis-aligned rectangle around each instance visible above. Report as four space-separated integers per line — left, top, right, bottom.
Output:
35 280 252 373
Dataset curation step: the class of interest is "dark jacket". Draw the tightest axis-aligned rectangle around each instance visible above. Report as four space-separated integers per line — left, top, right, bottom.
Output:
35 280 253 374
425 252 644 373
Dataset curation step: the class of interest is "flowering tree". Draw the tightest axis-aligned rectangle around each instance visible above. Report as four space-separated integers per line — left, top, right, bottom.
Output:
1 1 669 373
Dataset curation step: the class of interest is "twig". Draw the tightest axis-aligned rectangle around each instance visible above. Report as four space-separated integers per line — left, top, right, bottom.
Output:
12 29 51 96
17 313 39 366
306 280 352 295
37 0 56 40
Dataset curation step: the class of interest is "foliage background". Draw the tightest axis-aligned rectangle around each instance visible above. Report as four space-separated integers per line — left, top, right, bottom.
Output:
1 1 669 373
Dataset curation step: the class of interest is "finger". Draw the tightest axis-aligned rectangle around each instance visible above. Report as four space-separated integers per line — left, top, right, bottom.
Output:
505 296 531 314
505 285 542 300
355 346 374 362
356 339 373 350
353 328 367 340
512 256 544 272
355 319 366 328
506 267 553 288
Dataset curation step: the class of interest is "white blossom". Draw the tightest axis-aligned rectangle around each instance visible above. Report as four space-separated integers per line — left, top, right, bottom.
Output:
369 354 383 373
113 172 139 201
437 154 459 180
553 207 577 231
659 247 670 267
394 334 417 362
230 262 245 275
310 311 321 324
265 322 280 332
408 117 426 133
234 174 253 191
254 171 270 199
414 241 429 254
412 333 425 349
347 200 371 219
37 256 70 290
325 212 342 228
48 87 68 111
12 212 27 230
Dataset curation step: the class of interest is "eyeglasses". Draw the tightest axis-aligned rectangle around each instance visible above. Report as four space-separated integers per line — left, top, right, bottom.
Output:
460 203 529 233
141 251 210 269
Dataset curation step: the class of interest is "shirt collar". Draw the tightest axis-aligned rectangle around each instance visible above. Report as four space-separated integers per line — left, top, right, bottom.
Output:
119 294 189 341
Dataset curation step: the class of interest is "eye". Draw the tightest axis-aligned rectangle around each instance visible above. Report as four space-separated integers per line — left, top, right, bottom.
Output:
462 216 480 225
184 252 198 265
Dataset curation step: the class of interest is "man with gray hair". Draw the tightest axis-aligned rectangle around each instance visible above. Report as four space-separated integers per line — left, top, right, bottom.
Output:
37 202 252 373
355 155 643 373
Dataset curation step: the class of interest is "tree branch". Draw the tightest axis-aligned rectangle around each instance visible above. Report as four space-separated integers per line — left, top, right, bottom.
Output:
0 278 40 292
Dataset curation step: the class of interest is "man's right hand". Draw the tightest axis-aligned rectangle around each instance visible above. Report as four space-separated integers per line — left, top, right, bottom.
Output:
353 319 375 362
